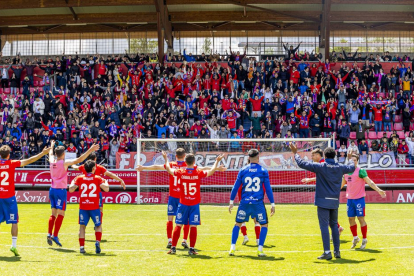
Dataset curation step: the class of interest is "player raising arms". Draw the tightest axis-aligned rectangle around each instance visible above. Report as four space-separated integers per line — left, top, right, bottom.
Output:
72 152 126 227
342 152 386 250
0 145 50 256
228 149 275 257
162 151 224 255
136 148 226 249
47 141 100 247
301 148 345 237
69 160 110 254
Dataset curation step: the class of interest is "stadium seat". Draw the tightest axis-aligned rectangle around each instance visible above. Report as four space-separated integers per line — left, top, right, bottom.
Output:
0 88 3 94
386 131 392 138
37 87 44 92
30 87 36 93
368 132 378 140
336 140 340 148
3 88 10 94
33 81 39 87
397 131 405 138
39 81 45 86
395 115 402 123
394 123 403 131
349 132 356 139
378 92 385 98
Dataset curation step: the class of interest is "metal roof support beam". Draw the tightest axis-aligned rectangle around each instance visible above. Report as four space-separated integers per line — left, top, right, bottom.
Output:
319 0 331 59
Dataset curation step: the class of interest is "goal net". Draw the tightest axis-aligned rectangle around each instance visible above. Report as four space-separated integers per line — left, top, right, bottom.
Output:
136 138 331 204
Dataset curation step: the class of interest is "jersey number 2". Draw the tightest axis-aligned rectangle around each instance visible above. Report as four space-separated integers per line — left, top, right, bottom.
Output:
80 183 97 198
245 177 260 192
0 171 9 186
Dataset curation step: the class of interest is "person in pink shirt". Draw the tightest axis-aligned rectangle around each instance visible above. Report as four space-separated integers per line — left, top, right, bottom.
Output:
47 140 100 247
341 151 386 250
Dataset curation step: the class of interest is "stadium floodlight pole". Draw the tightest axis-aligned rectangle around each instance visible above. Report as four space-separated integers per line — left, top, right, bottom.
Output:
137 133 142 205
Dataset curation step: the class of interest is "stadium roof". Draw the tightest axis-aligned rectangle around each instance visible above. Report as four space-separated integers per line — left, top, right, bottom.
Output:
1 0 414 35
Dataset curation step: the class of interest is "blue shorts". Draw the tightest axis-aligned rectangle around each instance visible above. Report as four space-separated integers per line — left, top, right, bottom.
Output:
236 202 268 225
49 188 67 211
167 196 180 216
0 196 18 224
175 203 200 225
347 197 366 217
79 209 102 227
99 192 103 208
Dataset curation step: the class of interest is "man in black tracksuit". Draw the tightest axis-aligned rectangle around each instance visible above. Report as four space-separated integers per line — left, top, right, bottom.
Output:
291 145 355 260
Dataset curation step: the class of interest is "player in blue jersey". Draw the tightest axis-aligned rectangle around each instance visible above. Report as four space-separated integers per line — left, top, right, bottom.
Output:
228 149 275 257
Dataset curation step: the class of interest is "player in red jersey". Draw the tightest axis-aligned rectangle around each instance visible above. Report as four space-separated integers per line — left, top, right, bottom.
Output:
69 160 110 254
136 148 226 249
162 151 224 255
72 152 126 226
301 148 345 236
0 145 50 256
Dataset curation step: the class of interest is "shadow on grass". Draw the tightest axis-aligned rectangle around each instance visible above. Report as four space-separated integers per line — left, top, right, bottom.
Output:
49 248 77 253
82 252 117 257
355 249 382 254
314 258 376 264
245 244 276 249
0 256 21 262
234 255 285 261
340 240 350 244
85 240 121 243
180 254 218 260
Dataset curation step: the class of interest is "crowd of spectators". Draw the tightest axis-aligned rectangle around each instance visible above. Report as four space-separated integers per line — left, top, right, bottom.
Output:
1 43 414 168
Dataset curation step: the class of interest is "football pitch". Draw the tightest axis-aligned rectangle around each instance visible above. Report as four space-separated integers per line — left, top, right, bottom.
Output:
0 204 413 275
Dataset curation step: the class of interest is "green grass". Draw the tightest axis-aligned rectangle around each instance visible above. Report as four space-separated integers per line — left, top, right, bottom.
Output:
0 204 413 275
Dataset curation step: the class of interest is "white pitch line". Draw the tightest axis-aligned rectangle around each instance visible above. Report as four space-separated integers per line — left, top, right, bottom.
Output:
1 244 414 254
1 232 413 236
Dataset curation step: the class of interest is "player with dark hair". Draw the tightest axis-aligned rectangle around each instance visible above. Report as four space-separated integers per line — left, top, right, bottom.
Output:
136 148 226 249
162 151 224 255
342 152 386 250
72 151 126 228
69 160 110 254
47 140 99 247
228 149 275 257
291 144 355 260
301 148 345 237
0 144 50 256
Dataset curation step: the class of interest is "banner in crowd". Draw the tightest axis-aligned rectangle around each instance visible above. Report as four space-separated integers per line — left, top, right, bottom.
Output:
14 170 137 187
117 150 398 170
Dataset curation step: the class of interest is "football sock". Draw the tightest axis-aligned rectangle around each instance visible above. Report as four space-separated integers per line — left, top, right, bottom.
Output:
183 224 190 241
166 221 173 239
361 224 367 239
231 225 240 245
53 215 64 237
255 223 261 239
79 238 85 247
189 227 197 248
95 231 102 242
258 226 268 247
12 237 17 248
48 215 56 236
172 226 182 247
258 245 263 252
241 223 247 236
350 224 358 237
337 222 341 228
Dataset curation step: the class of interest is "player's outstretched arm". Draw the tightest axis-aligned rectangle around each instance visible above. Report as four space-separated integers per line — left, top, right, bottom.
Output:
71 165 80 171
69 177 79 193
20 146 51 167
162 151 175 176
65 144 100 168
301 177 316 184
104 171 126 190
135 164 165 171
206 154 225 177
364 176 386 198
100 179 110 192
290 144 319 173
49 140 55 161
199 165 227 172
